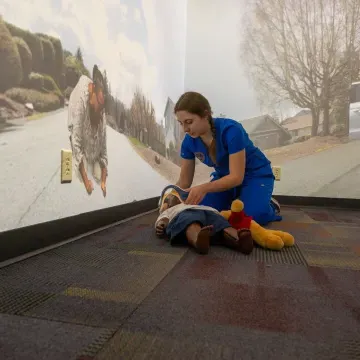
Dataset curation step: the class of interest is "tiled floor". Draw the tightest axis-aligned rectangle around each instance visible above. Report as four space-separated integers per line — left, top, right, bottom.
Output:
1 206 360 359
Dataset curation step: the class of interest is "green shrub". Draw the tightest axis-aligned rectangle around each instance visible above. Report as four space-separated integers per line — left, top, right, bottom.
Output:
6 21 44 72
42 74 64 105
43 74 59 92
13 36 32 83
64 86 74 99
64 55 86 88
63 49 72 59
59 73 66 90
27 72 44 91
294 135 311 143
27 72 61 93
0 17 23 91
39 36 55 76
27 72 64 106
5 88 61 112
37 33 64 86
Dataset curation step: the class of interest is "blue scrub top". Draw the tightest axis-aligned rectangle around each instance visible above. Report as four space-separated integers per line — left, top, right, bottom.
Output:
180 117 273 180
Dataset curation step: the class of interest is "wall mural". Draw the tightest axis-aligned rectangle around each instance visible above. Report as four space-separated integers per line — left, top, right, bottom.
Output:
0 0 187 232
4 0 359 234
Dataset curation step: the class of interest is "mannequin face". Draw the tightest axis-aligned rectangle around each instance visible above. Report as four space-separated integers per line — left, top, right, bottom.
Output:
159 194 182 213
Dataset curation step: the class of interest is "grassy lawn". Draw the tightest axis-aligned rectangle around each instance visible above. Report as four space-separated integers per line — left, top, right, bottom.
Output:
264 135 345 165
27 112 45 121
128 136 145 148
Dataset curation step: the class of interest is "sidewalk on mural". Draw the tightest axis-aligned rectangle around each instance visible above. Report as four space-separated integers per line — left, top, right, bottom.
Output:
129 136 352 188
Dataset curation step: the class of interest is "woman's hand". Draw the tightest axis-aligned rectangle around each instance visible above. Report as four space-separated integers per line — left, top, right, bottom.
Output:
85 179 94 195
184 184 208 205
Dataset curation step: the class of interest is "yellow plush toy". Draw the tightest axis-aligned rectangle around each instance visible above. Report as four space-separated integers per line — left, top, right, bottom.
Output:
220 199 295 250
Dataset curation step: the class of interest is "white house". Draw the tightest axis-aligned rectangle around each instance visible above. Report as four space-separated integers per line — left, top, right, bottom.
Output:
163 97 182 156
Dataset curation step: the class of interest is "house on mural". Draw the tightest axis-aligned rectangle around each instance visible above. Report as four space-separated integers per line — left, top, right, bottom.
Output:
163 97 183 158
240 115 291 150
282 109 324 138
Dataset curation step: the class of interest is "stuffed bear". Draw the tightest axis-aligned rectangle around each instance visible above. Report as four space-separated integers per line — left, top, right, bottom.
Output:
220 199 295 250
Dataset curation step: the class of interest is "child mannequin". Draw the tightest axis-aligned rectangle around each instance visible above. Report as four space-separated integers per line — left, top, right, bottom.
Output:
155 190 254 255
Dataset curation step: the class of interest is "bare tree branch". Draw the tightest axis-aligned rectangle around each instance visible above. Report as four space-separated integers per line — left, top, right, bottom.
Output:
241 0 360 136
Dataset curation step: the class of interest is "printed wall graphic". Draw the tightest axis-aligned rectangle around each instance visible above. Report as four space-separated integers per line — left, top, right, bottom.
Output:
184 0 360 200
3 0 359 233
0 0 187 232
68 65 108 196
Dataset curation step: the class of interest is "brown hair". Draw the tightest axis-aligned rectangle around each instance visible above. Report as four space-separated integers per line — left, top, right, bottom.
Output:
92 64 104 93
174 92 216 139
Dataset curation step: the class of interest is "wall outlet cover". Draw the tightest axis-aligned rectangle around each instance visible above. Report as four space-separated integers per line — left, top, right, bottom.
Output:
272 166 281 181
61 149 72 183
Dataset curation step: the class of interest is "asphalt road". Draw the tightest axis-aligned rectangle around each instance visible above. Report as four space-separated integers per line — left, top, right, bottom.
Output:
273 139 360 197
310 163 360 198
0 110 168 232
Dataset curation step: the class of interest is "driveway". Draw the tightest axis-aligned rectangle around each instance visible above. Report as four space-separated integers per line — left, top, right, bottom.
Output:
274 139 360 197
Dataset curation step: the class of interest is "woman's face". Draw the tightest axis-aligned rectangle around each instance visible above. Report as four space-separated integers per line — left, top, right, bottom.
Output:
175 110 209 138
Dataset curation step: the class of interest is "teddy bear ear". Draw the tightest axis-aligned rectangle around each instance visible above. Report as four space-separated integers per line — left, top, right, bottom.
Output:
231 199 244 212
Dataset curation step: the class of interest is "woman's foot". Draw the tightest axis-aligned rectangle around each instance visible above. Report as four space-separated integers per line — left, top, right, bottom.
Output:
186 224 212 254
222 227 254 255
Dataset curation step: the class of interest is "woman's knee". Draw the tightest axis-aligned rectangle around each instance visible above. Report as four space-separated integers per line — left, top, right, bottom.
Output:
243 203 272 226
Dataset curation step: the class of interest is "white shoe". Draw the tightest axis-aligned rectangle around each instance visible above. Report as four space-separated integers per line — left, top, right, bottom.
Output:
271 197 281 214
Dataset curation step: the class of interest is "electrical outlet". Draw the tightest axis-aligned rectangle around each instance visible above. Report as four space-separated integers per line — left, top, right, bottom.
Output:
61 149 72 183
272 166 281 181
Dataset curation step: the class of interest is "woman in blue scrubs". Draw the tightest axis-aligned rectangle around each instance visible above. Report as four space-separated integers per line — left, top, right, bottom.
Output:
174 91 281 226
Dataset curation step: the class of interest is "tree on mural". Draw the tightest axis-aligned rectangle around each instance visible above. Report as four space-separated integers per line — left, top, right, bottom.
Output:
76 47 83 64
130 88 166 156
130 87 151 140
102 70 110 114
100 71 128 132
241 0 360 136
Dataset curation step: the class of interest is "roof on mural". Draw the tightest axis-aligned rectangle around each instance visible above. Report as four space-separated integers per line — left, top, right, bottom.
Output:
239 115 268 133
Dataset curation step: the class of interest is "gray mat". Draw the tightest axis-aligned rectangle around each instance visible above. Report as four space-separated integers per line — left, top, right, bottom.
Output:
0 313 107 360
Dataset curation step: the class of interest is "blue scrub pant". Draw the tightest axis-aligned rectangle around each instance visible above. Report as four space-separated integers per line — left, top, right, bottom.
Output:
199 174 282 226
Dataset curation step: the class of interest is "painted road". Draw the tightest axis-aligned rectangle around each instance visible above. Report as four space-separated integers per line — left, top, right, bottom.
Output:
310 163 360 198
274 139 360 197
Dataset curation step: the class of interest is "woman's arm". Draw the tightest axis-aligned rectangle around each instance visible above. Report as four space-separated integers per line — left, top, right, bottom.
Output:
185 150 246 205
100 115 108 183
176 158 195 189
204 123 247 193
68 93 88 185
204 149 246 193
